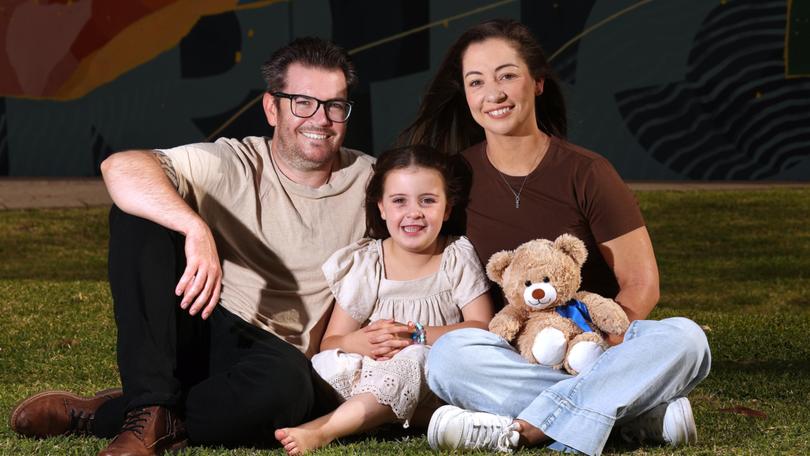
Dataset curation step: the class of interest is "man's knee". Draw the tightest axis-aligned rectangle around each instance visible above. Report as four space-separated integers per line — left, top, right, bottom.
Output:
109 205 179 245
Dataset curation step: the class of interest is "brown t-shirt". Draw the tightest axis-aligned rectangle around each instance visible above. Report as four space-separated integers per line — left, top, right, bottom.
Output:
460 137 645 305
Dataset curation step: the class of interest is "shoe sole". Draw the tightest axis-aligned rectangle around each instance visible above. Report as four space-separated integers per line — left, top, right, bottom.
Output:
9 388 123 436
169 438 189 452
427 405 460 450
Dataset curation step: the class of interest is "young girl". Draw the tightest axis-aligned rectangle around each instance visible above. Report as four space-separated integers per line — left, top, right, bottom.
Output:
274 145 494 455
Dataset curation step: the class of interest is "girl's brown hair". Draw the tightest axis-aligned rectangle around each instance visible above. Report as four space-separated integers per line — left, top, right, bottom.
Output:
365 145 465 239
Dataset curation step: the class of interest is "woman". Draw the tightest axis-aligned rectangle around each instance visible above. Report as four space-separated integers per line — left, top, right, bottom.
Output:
400 19 711 455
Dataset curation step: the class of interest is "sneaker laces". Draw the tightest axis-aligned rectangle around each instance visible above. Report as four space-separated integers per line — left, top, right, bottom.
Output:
465 416 520 452
120 408 152 437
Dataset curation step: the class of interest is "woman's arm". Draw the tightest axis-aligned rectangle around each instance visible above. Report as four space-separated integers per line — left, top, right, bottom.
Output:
422 292 495 345
598 225 660 343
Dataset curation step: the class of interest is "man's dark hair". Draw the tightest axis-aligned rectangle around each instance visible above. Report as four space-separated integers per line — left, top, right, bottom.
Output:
261 37 358 94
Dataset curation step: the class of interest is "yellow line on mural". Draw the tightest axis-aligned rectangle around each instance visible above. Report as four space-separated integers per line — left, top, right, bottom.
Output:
207 93 267 141
233 0 288 12
207 0 516 140
348 0 516 55
785 0 792 78
548 0 653 62
784 0 808 78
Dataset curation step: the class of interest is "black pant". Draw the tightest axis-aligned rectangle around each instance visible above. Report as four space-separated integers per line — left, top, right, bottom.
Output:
94 206 339 447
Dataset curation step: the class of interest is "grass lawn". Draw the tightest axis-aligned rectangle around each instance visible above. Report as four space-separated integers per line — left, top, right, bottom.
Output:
1 189 809 455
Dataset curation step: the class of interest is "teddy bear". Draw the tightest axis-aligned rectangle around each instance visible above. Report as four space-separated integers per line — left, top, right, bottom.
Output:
487 234 630 375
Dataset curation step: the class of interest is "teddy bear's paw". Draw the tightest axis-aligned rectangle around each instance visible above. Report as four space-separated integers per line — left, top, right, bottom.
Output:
566 341 605 375
489 314 521 341
532 327 567 366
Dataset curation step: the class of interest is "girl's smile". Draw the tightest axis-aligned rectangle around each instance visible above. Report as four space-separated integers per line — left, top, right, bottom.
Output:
377 166 450 256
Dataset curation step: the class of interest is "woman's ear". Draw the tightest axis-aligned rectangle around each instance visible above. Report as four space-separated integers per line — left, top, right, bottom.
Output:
535 78 545 96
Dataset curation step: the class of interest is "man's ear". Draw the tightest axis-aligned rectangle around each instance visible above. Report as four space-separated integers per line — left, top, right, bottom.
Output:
263 92 278 127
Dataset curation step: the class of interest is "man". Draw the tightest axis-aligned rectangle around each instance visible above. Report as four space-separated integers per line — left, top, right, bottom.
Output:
9 37 375 455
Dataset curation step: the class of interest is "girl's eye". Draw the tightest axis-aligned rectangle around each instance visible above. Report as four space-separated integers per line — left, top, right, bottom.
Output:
392 198 405 204
421 198 436 205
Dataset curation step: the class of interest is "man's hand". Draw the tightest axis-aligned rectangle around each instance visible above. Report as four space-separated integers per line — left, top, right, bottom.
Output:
175 220 222 319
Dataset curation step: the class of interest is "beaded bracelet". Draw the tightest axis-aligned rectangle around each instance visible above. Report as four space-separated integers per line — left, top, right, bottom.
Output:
411 322 426 345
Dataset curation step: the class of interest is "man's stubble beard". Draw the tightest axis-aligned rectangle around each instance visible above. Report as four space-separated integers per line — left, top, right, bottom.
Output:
273 130 338 172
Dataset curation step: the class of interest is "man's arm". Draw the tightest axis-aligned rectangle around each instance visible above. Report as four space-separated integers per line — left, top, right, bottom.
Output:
101 150 222 319
598 225 660 344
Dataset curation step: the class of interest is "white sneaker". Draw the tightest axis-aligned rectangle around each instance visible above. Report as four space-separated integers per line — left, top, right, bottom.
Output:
620 397 697 446
427 405 520 452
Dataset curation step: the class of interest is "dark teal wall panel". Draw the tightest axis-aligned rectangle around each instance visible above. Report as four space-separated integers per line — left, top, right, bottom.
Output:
1 0 807 180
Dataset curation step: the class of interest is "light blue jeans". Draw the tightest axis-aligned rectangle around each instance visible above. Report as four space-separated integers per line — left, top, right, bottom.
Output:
426 318 711 456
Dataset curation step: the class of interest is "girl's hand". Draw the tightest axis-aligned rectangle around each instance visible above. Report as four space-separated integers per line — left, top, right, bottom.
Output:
320 308 414 358
362 319 414 360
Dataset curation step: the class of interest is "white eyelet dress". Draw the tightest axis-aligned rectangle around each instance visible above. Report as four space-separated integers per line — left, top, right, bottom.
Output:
312 236 490 426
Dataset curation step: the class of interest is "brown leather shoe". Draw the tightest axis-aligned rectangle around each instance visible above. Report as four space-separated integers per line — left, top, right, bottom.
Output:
9 388 123 438
98 406 187 456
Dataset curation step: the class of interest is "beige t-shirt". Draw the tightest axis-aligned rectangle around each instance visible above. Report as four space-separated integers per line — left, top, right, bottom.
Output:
322 236 490 326
160 136 374 355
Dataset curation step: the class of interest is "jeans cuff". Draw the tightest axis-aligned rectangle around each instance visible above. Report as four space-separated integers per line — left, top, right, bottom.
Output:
518 390 614 456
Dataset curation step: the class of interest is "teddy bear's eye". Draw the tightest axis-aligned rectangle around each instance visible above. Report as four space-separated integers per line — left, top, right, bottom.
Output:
543 277 550 283
524 280 532 287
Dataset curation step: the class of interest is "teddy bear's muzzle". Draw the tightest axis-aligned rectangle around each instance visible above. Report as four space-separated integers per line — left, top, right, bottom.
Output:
523 282 557 308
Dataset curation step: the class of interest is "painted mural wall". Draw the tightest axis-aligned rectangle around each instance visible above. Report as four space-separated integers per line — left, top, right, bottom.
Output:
0 0 807 179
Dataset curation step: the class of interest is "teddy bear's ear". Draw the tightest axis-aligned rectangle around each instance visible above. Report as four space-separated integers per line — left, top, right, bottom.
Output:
554 234 588 266
486 250 514 285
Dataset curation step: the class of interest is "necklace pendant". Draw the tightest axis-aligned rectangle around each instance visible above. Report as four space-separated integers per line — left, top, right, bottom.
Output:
515 196 520 209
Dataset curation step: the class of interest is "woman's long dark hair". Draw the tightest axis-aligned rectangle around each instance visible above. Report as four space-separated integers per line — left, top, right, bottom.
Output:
364 145 465 239
399 19 567 154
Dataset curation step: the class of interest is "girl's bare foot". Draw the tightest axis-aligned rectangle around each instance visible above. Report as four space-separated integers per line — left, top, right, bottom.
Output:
274 427 331 455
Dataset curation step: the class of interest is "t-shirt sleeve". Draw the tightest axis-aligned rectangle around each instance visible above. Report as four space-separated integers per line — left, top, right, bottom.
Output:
444 236 491 309
157 140 234 200
321 238 381 323
578 158 645 244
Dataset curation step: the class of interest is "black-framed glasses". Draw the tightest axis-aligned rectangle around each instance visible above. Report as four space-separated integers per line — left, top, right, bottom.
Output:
271 92 354 123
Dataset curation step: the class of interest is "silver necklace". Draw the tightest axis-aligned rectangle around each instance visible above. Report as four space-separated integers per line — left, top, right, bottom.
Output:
496 169 530 208
488 145 544 209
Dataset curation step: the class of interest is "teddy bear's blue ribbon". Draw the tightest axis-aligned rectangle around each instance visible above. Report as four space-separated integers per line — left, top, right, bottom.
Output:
556 299 593 332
